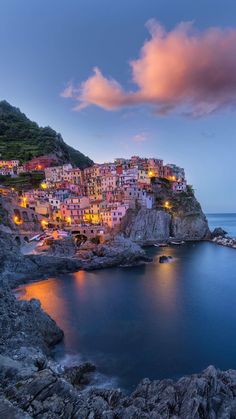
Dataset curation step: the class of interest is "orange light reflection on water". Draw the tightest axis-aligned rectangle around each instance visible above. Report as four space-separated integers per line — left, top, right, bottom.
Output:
17 278 68 329
153 249 181 314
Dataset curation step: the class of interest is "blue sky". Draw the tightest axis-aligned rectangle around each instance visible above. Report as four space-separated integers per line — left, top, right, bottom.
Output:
1 0 236 212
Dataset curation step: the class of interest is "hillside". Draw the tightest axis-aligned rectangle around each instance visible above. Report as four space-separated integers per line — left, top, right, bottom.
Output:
0 100 93 168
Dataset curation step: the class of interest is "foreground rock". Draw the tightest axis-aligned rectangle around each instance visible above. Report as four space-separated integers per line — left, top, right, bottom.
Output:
2 236 236 417
0 231 149 285
212 235 236 249
1 284 236 418
81 235 151 269
159 255 173 263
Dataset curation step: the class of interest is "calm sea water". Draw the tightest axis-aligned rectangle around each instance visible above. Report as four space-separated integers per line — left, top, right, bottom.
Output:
207 213 236 237
18 240 236 392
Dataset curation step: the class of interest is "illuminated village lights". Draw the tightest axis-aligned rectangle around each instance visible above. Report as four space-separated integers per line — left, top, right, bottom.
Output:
20 196 27 208
4 156 186 233
13 215 22 225
41 219 48 228
164 201 171 210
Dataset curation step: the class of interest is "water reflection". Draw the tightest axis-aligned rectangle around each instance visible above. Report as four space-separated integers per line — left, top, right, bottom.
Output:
17 243 236 391
18 278 67 321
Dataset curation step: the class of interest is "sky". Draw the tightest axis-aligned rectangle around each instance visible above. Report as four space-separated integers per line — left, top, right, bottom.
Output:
0 0 236 212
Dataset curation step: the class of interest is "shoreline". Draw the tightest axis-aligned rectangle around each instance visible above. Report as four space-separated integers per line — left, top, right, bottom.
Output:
2 238 236 416
9 237 233 290
2 271 236 417
211 235 236 249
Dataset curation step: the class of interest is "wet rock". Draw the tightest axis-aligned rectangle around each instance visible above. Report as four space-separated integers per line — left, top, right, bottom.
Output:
82 235 151 269
211 227 228 238
0 396 31 419
64 362 96 386
212 235 236 249
159 255 173 263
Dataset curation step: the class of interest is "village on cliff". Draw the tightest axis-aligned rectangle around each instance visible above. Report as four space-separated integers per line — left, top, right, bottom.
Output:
0 155 187 243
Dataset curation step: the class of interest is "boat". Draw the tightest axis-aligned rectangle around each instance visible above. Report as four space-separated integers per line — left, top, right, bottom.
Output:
170 240 185 245
29 233 44 242
153 244 160 247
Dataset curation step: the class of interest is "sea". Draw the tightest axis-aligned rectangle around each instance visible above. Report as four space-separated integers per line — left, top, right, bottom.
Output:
207 213 236 238
17 213 236 392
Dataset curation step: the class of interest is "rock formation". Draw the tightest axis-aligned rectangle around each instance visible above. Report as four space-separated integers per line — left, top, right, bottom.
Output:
1 216 236 418
121 192 210 244
0 230 150 287
121 209 171 243
1 286 236 419
211 227 228 238
212 235 236 249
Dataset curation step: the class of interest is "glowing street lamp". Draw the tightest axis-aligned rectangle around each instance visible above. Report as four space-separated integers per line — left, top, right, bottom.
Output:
41 219 48 229
164 201 171 209
66 216 72 225
21 197 27 208
13 215 22 225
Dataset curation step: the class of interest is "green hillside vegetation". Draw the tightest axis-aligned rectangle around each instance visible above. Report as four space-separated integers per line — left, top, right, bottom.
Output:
0 172 45 191
0 100 93 168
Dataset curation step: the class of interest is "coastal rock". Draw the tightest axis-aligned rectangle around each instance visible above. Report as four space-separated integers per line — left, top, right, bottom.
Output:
82 235 151 269
212 235 236 249
159 255 173 263
0 229 149 284
0 396 31 419
211 227 228 238
0 231 36 277
47 237 77 257
0 286 63 358
171 212 209 241
2 276 236 418
64 362 96 386
120 194 210 243
170 194 210 241
121 209 171 244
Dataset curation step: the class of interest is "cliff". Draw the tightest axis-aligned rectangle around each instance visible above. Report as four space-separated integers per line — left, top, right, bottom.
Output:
170 192 210 241
120 190 210 243
0 100 93 168
121 208 171 242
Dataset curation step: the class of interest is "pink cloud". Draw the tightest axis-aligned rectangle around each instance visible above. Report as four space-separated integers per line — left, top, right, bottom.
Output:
132 132 149 143
60 82 75 98
61 20 236 116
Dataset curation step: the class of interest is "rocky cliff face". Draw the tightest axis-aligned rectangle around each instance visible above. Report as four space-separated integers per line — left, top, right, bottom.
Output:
121 192 210 243
171 212 209 240
170 192 210 241
121 209 171 243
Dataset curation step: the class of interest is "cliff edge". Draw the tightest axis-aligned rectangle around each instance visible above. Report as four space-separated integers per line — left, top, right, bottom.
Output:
120 187 210 243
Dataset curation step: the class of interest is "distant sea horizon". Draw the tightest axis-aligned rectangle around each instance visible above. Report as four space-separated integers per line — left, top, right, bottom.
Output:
207 213 236 238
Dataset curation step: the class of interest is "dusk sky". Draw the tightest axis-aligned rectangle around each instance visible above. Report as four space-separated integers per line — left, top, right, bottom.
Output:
1 0 236 212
